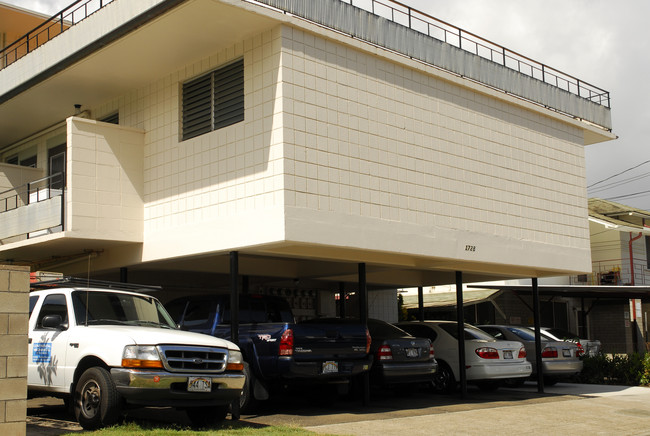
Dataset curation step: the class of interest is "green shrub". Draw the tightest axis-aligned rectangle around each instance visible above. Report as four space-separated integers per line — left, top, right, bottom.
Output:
577 352 646 385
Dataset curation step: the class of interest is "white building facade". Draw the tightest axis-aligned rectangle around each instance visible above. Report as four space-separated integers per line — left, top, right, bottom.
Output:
0 0 615 320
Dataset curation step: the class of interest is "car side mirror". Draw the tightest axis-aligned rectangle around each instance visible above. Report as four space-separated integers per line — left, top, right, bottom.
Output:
41 314 64 329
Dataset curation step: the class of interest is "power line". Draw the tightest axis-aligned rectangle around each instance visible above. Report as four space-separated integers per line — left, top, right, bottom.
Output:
588 159 650 188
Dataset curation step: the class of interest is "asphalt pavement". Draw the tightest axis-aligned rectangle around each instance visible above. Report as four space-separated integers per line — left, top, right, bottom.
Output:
27 382 650 436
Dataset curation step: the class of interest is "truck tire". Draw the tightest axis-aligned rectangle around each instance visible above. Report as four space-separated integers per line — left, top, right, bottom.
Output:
186 405 228 428
74 367 121 430
239 362 258 414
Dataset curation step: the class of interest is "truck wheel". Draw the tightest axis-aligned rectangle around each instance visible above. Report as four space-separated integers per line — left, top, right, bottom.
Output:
186 405 228 428
239 362 258 414
74 367 121 430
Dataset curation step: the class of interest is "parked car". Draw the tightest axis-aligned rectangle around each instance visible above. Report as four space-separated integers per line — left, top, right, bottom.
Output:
538 327 601 357
478 325 583 385
363 319 437 389
165 294 372 412
396 321 531 393
28 278 245 430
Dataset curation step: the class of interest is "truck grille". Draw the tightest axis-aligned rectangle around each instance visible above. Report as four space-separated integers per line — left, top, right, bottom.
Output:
157 345 228 373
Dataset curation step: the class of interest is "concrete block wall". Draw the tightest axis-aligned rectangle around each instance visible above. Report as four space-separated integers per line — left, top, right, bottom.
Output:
0 265 29 436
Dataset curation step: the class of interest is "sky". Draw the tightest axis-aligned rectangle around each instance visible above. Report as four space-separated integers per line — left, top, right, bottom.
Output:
5 0 650 209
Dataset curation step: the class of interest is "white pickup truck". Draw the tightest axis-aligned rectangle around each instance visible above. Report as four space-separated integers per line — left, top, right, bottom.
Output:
27 278 245 429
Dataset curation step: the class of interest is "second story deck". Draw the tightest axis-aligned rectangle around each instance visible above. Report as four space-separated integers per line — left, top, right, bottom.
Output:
0 0 611 149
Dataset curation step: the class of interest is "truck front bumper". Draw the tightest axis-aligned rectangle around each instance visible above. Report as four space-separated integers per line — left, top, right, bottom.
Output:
111 368 245 407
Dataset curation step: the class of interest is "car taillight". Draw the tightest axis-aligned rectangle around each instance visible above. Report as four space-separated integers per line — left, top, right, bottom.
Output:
518 347 526 358
475 347 499 359
541 347 558 358
576 342 585 357
365 328 372 354
279 329 294 356
377 344 393 360
429 343 435 359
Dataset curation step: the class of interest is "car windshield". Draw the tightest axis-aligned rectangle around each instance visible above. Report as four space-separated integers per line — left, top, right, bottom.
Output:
506 326 537 341
439 323 495 341
72 290 177 328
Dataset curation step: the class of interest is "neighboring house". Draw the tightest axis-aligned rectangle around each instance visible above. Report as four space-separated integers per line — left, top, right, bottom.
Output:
405 198 650 354
0 1 615 323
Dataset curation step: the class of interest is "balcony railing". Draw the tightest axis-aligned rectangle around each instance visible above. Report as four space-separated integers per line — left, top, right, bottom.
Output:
341 0 610 108
1 0 610 111
0 0 114 69
0 173 65 241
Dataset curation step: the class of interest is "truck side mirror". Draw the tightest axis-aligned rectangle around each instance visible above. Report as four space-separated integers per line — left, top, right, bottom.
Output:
41 314 64 329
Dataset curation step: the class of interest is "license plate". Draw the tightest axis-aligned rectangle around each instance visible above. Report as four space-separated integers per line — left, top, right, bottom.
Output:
322 361 339 374
406 348 419 358
187 376 212 392
503 350 513 359
562 349 571 357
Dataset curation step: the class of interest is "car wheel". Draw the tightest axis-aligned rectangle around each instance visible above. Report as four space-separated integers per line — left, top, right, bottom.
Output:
432 361 456 394
74 367 121 430
186 405 228 428
476 380 500 392
239 362 258 414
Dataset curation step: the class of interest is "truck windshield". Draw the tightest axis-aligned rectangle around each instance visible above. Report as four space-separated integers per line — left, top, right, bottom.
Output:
72 290 177 328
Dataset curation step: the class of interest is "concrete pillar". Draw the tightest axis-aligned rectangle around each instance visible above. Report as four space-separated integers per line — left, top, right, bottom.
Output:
0 265 29 436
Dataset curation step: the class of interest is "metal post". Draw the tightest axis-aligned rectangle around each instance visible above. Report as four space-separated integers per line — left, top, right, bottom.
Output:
358 263 368 324
339 282 346 318
418 286 424 321
229 251 240 420
358 263 370 405
456 271 466 398
532 277 544 393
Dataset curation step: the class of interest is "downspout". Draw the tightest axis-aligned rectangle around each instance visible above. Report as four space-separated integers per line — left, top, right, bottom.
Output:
629 232 643 286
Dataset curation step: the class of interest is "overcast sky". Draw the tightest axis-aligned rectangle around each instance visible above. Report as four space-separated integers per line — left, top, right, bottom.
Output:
6 0 649 209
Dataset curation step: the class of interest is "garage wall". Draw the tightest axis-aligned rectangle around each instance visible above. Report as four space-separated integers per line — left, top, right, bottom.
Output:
0 265 29 436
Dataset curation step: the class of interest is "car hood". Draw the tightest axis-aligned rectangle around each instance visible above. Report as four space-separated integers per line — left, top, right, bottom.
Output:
80 325 239 350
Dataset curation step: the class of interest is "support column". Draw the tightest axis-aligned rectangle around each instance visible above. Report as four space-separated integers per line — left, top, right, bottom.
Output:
229 251 240 420
532 277 544 393
119 267 127 283
418 286 424 321
358 264 368 324
339 282 346 318
358 263 369 405
456 271 466 398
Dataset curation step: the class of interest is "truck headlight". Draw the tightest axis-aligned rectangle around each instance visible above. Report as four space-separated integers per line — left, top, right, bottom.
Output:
122 345 163 369
226 350 244 371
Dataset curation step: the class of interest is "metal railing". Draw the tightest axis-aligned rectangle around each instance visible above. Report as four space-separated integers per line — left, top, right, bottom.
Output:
340 0 609 108
0 0 114 70
0 172 64 213
1 0 609 109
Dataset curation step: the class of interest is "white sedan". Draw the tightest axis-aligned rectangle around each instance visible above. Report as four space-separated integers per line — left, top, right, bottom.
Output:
396 321 532 393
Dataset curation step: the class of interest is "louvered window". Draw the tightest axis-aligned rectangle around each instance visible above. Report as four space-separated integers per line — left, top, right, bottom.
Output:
182 58 244 141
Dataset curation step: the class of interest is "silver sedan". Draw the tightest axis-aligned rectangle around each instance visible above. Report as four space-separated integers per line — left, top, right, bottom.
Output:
478 325 583 385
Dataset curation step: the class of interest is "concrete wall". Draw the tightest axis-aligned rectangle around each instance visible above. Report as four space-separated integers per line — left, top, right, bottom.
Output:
66 117 145 242
0 265 29 436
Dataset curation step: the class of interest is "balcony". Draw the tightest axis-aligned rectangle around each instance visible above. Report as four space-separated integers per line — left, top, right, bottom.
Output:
0 117 144 261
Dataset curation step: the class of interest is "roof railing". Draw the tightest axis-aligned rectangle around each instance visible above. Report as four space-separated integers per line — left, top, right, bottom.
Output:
0 0 609 109
340 0 609 108
0 0 114 70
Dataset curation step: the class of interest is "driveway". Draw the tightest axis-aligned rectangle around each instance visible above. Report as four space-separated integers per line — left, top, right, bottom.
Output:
27 383 650 435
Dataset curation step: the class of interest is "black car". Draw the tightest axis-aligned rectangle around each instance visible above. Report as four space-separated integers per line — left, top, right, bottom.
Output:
366 318 437 388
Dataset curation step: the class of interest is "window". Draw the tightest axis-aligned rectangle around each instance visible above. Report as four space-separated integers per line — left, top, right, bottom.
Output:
182 58 244 140
36 294 68 329
100 112 119 124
